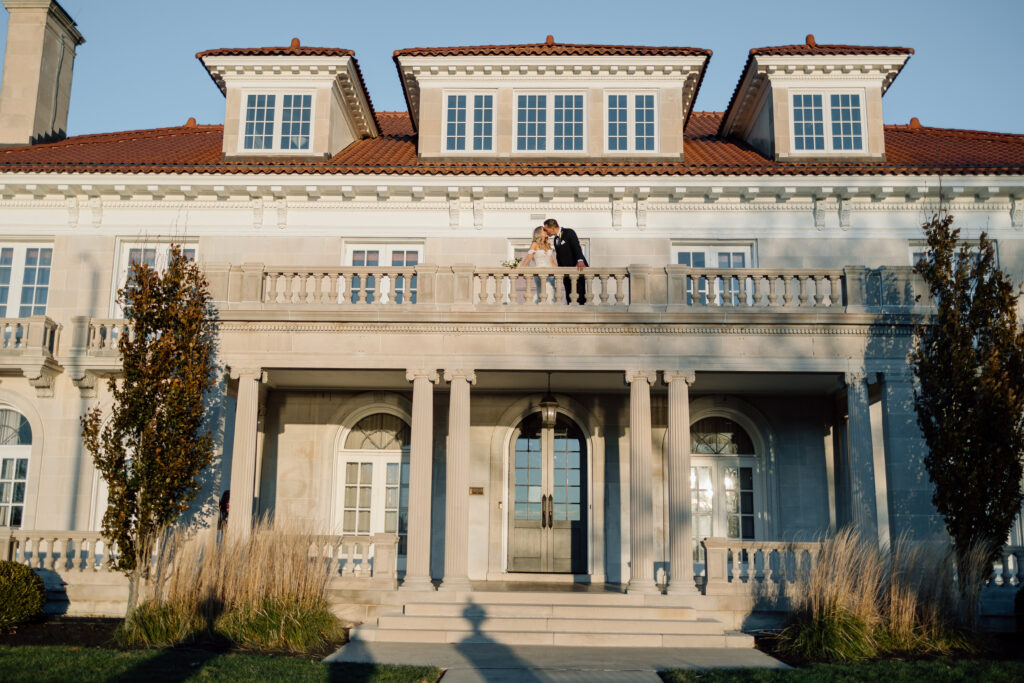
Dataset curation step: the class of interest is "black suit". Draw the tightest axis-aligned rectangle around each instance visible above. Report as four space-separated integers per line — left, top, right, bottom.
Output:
553 228 587 304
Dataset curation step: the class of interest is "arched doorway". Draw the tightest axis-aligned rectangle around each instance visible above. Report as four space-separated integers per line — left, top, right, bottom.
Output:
690 416 764 559
335 412 410 567
507 412 587 573
0 407 31 527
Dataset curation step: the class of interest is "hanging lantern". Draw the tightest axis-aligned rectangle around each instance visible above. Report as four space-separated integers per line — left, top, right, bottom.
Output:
540 372 558 428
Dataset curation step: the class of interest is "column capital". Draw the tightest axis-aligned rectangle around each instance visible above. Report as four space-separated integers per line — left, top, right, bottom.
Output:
844 370 868 385
663 370 696 386
406 368 440 383
228 365 264 382
444 369 477 385
624 370 658 386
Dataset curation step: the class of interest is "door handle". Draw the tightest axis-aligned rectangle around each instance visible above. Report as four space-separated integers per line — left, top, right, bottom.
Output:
541 494 548 528
545 495 553 529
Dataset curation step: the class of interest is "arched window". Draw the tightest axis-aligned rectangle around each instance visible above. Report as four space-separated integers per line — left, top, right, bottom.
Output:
690 416 761 551
336 412 410 560
0 408 31 527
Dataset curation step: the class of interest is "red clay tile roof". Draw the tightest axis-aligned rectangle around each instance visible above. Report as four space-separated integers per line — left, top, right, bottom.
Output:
196 45 354 59
720 40 913 136
748 43 913 57
394 40 711 58
0 111 1022 177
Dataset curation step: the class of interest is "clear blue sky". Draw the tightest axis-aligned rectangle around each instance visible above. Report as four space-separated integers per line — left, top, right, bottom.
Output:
2 0 1021 137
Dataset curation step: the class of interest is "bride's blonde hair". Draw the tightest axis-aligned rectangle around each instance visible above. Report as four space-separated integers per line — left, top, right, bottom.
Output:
531 226 550 249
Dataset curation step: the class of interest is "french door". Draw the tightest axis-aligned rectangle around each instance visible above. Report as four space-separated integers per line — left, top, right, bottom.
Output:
508 413 587 573
691 457 760 572
335 450 409 570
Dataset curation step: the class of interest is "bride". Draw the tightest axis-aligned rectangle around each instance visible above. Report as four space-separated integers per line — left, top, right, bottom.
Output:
519 226 557 302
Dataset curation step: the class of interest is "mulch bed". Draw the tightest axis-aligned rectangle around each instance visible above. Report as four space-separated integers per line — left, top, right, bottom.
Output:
0 616 120 648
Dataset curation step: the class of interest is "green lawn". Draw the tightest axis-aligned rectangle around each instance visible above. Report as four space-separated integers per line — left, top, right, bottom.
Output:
661 659 1024 682
0 645 441 682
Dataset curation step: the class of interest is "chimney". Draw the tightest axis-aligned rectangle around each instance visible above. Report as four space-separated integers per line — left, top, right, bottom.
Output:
0 0 84 146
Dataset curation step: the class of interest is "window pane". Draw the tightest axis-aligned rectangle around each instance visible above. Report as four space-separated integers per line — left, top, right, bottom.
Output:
634 94 655 151
280 93 312 150
472 94 493 151
553 94 583 151
793 94 824 151
244 94 276 150
830 93 863 151
516 94 546 151
607 94 627 150
19 248 51 316
446 94 467 151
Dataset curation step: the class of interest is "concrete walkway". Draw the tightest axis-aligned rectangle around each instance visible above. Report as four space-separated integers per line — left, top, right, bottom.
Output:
328 641 789 682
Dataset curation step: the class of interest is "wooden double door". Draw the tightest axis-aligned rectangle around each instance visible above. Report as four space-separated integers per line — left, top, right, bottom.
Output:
507 413 587 573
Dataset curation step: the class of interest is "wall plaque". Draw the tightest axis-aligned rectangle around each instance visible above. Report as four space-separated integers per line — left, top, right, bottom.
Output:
469 486 484 495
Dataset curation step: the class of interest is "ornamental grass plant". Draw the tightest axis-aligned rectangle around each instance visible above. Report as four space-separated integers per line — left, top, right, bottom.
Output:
775 527 982 663
116 518 344 654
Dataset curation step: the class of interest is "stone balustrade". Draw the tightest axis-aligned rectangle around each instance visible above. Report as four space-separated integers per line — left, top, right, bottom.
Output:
81 318 132 355
992 545 1023 587
1 529 399 585
701 537 823 596
202 262 929 314
0 316 59 356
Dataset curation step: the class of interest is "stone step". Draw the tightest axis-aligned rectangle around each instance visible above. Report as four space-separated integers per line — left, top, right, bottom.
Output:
377 614 725 635
400 590 700 607
402 602 695 620
350 625 753 648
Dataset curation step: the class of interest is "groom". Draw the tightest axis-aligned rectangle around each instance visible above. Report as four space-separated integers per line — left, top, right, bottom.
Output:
543 218 587 304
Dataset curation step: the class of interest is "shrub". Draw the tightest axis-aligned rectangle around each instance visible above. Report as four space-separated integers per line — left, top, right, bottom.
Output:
116 599 204 648
0 560 46 631
774 528 978 663
214 597 344 653
116 518 345 654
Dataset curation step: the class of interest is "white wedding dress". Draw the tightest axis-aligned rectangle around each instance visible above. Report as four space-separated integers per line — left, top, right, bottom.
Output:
525 247 557 302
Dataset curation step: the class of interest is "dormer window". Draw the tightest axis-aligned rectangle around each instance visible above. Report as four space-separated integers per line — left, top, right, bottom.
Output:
444 93 494 151
792 92 864 153
242 93 313 151
515 93 585 152
607 93 658 152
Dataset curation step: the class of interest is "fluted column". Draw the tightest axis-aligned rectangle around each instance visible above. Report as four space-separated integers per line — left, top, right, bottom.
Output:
439 369 475 591
625 370 659 594
402 368 440 591
228 367 262 536
846 371 878 539
664 370 698 595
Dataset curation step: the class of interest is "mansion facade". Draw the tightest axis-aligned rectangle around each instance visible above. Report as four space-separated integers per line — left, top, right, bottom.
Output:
0 0 1023 640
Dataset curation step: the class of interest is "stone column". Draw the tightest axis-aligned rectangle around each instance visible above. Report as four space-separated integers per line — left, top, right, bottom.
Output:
439 369 475 591
845 371 878 539
664 370 698 595
880 372 937 540
228 367 262 536
402 368 440 591
625 370 659 594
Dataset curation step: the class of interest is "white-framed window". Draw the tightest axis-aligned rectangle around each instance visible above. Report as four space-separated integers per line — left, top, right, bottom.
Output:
0 408 31 528
444 92 495 152
791 91 866 153
509 237 590 264
241 92 313 151
336 413 410 562
606 92 658 152
0 244 52 318
515 93 586 152
112 242 197 315
345 243 422 304
910 241 996 268
673 244 753 305
689 416 763 563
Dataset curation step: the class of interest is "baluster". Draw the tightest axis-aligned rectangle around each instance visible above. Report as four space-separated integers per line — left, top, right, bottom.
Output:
783 276 795 306
360 539 371 576
478 274 491 305
765 276 777 306
830 274 843 308
813 276 826 306
752 275 763 306
400 271 412 305
797 276 810 306
614 275 626 305
753 548 765 584
356 272 369 304
1001 549 1012 586
549 272 562 306
596 274 608 305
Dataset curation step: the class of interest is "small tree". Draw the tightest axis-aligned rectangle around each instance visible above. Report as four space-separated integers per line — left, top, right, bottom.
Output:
911 213 1024 593
82 245 218 613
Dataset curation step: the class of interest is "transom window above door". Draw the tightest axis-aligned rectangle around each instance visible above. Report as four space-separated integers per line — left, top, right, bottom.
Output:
444 93 494 152
515 93 586 152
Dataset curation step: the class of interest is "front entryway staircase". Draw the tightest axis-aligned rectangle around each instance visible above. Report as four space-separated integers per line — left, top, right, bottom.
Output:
348 588 753 648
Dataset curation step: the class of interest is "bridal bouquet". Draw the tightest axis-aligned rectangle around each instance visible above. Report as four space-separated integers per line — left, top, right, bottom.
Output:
501 257 521 269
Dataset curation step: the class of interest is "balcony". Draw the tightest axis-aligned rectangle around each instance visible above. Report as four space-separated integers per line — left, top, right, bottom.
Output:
204 263 929 319
0 316 62 396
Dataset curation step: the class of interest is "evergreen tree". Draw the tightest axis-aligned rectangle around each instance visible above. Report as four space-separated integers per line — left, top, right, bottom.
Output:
81 245 218 612
911 213 1024 583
